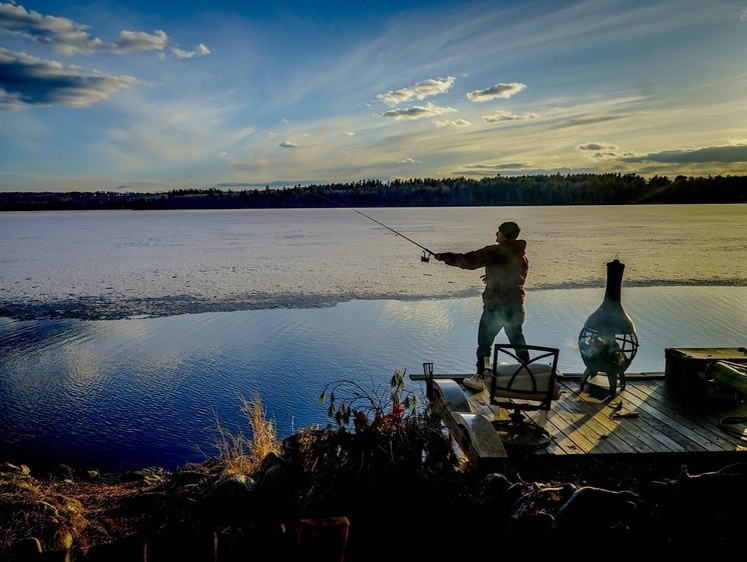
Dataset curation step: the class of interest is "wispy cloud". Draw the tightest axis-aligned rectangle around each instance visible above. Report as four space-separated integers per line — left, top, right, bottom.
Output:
0 2 171 55
467 82 526 102
171 44 211 59
548 115 625 129
482 111 538 123
382 102 456 120
435 119 471 128
1 1 211 58
377 76 455 106
621 144 747 164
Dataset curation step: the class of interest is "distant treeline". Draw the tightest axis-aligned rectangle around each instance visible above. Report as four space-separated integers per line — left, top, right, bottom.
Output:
2 173 746 211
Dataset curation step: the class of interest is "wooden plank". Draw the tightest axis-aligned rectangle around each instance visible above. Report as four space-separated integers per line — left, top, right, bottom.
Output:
615 383 716 453
536 385 588 455
572 389 664 454
562 378 743 455
551 397 627 454
554 386 640 454
598 386 696 453
550 381 683 453
540 407 600 456
623 381 743 451
602 384 683 452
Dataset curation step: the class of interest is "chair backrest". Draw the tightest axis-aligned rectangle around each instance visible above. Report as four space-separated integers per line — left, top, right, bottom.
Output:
488 344 561 412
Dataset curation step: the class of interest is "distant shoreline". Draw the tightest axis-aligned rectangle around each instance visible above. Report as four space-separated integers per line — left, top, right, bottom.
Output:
2 173 746 211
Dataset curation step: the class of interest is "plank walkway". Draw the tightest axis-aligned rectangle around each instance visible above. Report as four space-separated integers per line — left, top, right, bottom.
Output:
410 371 747 469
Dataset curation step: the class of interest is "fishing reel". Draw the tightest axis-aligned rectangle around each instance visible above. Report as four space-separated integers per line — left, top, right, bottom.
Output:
421 251 430 263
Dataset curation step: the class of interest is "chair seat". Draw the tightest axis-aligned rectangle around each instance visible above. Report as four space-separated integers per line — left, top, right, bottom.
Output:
490 363 561 400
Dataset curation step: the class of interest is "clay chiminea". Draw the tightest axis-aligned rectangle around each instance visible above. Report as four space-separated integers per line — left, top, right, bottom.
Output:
578 258 639 397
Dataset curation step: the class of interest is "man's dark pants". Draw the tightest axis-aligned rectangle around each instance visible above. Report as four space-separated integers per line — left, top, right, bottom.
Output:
476 302 529 372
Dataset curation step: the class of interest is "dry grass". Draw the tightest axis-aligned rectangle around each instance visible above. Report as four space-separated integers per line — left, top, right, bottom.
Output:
0 468 163 558
209 393 282 475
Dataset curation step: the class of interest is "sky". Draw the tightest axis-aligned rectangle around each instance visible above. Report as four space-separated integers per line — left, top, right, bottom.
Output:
2 0 747 193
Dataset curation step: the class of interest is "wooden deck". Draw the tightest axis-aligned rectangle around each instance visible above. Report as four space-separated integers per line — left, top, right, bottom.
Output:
410 371 747 470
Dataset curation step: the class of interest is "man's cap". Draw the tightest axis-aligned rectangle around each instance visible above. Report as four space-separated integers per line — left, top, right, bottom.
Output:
498 221 521 239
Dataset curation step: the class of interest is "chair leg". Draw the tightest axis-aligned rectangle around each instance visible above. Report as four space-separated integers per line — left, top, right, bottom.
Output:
538 410 548 427
579 367 594 392
607 372 618 397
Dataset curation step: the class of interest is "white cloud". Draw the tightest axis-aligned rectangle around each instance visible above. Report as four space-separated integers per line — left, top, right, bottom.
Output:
467 82 526 102
0 2 209 58
377 76 455 107
435 118 471 128
112 29 168 54
482 111 537 123
0 3 171 55
172 43 211 59
382 102 456 120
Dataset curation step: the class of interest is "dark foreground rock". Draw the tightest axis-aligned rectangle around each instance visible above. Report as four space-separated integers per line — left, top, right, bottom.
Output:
3 452 747 561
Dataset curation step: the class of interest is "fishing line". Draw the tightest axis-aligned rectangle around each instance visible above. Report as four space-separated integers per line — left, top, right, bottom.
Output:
311 190 435 262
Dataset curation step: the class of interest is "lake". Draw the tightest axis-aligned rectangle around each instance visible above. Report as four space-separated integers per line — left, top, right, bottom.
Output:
1 204 745 470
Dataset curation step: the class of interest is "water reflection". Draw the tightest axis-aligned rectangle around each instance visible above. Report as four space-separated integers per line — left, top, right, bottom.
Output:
0 286 745 470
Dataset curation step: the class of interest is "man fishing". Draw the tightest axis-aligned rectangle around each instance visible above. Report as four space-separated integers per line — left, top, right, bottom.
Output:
434 221 530 391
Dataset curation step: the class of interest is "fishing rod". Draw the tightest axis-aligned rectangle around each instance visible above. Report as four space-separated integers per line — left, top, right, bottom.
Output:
311 190 435 262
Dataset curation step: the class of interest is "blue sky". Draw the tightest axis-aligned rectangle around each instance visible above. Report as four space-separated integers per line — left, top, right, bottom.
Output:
2 0 747 192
